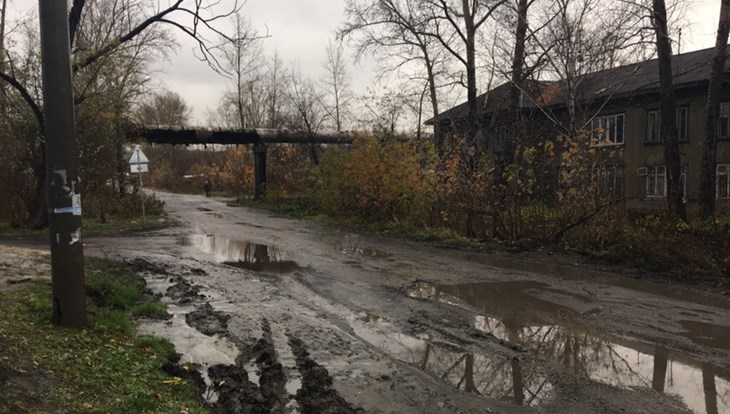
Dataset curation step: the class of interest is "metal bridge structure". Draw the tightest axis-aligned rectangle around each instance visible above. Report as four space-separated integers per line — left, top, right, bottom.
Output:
132 127 357 199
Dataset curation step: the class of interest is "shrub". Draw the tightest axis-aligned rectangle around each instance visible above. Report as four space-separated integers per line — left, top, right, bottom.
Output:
309 135 436 227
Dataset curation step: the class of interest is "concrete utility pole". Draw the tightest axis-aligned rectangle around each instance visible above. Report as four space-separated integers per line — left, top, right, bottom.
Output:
38 0 86 327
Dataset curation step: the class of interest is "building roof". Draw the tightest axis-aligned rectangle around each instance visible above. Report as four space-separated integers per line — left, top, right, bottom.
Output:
427 46 730 126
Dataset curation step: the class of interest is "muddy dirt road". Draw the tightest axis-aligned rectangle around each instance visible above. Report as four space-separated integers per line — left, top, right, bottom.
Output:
79 192 730 413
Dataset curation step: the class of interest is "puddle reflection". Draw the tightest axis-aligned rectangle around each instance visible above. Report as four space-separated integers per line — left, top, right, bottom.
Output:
404 281 730 414
351 313 551 406
188 234 300 273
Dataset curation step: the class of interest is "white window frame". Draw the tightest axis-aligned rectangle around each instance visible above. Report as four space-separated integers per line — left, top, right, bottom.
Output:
596 165 625 197
592 113 624 145
645 165 687 199
718 164 730 199
676 107 689 142
720 103 730 139
646 165 666 198
646 110 660 143
646 107 688 143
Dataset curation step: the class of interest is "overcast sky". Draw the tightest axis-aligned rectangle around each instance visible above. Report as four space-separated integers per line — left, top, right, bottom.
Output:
6 0 726 124
157 0 724 124
158 0 370 124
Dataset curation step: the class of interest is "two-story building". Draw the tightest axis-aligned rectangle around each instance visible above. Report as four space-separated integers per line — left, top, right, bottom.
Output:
426 46 730 211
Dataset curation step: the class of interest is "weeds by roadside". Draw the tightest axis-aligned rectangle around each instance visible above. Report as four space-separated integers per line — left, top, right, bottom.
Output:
0 215 168 239
0 254 207 413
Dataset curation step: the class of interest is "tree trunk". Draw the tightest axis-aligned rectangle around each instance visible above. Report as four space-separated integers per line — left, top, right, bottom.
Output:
651 346 668 392
461 0 479 170
699 0 730 219
653 0 686 221
0 0 7 115
506 0 529 169
422 45 441 154
115 108 126 198
26 150 48 229
703 363 719 414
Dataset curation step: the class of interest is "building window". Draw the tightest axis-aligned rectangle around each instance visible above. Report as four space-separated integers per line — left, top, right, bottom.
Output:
677 107 688 142
592 113 624 145
596 166 624 197
646 166 666 198
720 103 730 139
646 107 688 143
647 110 660 143
718 164 730 199
644 165 687 198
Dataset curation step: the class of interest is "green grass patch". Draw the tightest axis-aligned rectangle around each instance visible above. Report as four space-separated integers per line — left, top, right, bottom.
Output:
0 258 207 413
86 257 144 309
132 301 168 318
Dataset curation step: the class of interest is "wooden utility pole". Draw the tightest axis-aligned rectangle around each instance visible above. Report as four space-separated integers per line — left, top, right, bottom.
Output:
38 0 86 327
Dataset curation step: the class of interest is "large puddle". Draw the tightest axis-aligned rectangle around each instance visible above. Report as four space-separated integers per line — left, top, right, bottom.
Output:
187 235 300 273
398 281 730 414
447 252 730 310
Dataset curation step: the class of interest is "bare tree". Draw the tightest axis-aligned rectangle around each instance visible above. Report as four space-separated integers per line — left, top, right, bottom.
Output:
340 0 448 149
358 87 409 134
321 39 352 133
72 0 164 199
529 0 650 137
286 66 328 163
420 0 508 167
215 11 264 128
136 90 192 126
503 0 531 169
651 0 685 221
0 0 241 228
0 0 8 115
265 51 288 129
211 49 286 130
699 0 730 219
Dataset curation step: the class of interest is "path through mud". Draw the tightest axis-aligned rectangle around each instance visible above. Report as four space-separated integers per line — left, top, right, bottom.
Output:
77 192 729 414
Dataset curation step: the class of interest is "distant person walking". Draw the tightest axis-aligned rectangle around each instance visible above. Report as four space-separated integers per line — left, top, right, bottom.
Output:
204 180 212 197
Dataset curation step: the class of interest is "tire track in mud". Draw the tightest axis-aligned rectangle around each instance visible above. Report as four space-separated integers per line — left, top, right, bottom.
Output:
151 260 360 413
287 336 360 414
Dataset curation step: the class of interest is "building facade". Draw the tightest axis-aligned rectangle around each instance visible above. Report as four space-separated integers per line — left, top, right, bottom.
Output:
427 47 730 211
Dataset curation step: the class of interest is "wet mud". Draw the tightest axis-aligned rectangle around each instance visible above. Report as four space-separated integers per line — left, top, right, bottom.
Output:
251 319 289 411
130 257 170 275
209 364 269 414
288 336 361 414
166 277 206 304
153 259 355 413
80 192 730 414
204 317 358 413
186 303 229 336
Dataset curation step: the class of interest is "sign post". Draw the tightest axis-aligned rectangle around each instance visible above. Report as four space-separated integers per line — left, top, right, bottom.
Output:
129 145 149 223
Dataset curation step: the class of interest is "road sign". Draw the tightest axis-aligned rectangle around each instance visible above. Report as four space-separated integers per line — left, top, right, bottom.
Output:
128 145 149 223
129 145 149 174
130 163 149 173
